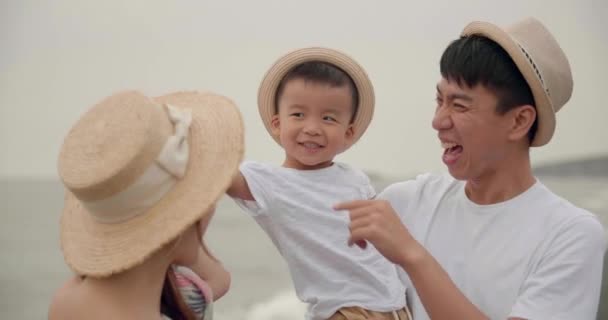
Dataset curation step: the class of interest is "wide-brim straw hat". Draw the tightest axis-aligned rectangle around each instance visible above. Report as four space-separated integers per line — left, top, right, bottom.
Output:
258 47 375 146
461 17 573 146
58 91 244 277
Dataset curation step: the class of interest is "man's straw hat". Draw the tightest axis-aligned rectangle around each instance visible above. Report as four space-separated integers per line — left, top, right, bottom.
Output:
461 17 573 146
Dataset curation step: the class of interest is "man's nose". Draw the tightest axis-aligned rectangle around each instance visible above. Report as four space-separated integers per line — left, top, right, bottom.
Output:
432 105 452 131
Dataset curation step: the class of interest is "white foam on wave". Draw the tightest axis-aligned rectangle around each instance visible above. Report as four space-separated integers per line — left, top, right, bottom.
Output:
246 289 307 320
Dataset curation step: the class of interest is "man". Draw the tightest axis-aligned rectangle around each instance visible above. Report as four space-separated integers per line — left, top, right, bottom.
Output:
336 17 606 320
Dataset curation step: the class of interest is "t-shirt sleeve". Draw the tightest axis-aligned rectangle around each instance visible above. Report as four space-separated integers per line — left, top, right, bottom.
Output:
232 161 274 216
353 167 377 199
510 215 607 320
378 173 432 223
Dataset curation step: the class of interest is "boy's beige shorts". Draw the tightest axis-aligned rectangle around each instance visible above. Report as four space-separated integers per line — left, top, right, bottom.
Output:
328 306 412 320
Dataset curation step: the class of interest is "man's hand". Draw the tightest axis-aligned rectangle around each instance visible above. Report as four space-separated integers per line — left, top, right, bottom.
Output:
334 199 416 266
336 199 490 320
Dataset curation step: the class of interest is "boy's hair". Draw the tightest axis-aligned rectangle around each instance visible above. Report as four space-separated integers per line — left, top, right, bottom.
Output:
440 35 537 142
275 61 359 122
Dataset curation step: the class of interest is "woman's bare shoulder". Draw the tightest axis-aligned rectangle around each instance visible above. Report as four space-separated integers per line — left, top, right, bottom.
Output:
48 276 84 320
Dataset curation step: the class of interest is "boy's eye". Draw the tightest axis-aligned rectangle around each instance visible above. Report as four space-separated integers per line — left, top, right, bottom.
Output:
323 116 337 122
290 112 304 118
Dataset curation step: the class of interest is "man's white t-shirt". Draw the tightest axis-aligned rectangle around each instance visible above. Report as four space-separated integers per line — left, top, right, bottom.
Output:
234 161 406 320
380 173 607 320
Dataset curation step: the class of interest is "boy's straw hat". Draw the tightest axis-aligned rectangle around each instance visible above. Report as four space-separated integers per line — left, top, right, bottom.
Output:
461 17 573 146
258 47 375 145
58 90 243 277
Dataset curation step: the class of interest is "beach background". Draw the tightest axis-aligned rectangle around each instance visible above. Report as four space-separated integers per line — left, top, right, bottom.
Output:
1 157 607 319
1 0 607 319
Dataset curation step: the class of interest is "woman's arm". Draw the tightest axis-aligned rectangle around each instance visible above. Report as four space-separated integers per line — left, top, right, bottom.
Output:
186 242 231 300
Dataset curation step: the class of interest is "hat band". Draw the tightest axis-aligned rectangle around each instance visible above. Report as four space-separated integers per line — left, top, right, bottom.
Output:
82 104 193 224
512 38 550 96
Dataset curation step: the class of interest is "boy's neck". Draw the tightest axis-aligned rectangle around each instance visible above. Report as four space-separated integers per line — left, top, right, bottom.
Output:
282 159 335 170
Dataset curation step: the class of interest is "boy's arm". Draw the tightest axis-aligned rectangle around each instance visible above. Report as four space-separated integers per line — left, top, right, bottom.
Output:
226 171 254 201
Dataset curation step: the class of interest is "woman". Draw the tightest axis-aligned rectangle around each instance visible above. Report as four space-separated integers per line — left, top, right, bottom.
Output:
48 90 244 319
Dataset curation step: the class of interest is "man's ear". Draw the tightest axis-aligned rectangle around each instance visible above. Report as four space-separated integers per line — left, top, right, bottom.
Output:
507 104 536 142
270 114 281 137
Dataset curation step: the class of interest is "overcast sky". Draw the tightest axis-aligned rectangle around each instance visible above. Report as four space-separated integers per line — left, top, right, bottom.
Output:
1 0 606 179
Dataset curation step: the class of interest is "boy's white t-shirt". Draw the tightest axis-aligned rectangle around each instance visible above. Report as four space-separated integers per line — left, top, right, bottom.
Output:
380 173 607 320
234 161 406 320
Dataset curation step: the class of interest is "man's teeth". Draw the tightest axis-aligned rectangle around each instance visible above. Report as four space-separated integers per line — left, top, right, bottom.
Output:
441 142 458 149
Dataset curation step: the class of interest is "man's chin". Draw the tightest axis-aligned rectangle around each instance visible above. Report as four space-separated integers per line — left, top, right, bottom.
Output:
447 167 468 181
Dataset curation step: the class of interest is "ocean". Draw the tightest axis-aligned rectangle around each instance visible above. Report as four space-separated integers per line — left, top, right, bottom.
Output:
1 157 607 319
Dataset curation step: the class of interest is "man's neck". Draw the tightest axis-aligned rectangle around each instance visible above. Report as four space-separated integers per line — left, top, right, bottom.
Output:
465 150 536 205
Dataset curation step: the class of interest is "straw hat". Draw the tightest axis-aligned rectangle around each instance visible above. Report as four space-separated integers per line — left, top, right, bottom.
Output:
258 47 375 145
461 17 573 147
58 90 244 277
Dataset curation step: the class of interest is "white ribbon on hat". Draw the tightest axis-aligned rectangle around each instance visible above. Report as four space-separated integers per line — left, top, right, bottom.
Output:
81 104 193 224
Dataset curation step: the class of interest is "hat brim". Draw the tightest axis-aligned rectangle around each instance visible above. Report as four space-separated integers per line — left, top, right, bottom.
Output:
258 47 375 146
462 22 555 147
60 92 244 277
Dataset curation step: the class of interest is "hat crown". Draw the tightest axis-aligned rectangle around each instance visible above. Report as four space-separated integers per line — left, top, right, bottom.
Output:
461 17 573 146
506 17 573 113
58 91 173 202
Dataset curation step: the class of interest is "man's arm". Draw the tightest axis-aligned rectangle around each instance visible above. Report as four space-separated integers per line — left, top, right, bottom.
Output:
336 199 490 320
407 250 525 320
336 200 607 320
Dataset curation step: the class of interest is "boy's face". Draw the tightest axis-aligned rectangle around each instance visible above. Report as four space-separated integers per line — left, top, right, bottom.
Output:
271 78 354 170
433 78 515 181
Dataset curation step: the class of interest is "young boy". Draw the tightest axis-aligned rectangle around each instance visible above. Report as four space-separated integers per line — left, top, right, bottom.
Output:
228 47 410 320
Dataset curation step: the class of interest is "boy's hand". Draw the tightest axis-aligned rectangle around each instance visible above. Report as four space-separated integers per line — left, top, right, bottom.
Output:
334 200 414 266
